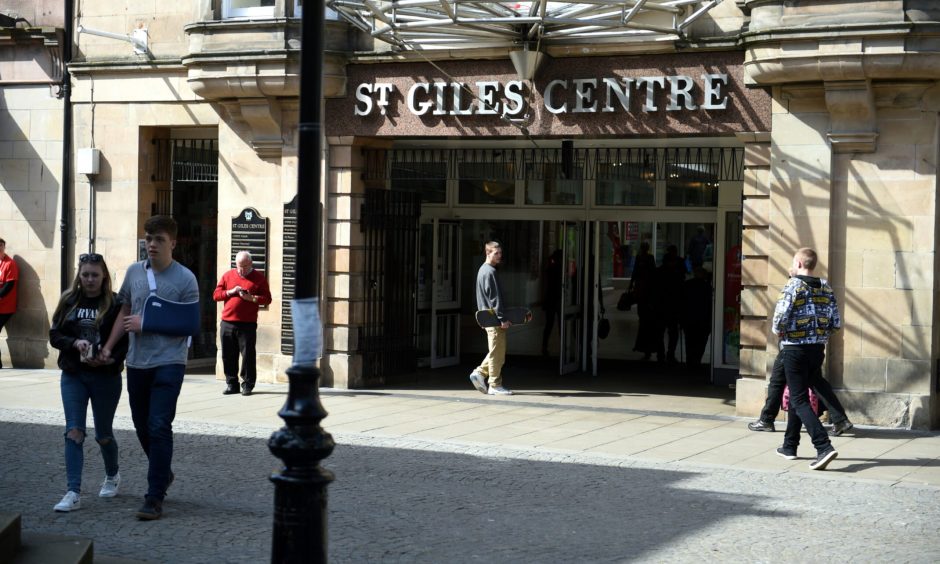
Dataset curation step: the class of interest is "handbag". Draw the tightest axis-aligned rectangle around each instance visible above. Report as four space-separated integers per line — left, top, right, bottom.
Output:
140 262 200 338
617 290 636 311
782 385 820 415
597 316 610 339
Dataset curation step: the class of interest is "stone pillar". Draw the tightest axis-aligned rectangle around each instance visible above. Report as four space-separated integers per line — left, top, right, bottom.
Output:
736 85 834 419
321 137 365 388
829 83 939 428
735 131 772 417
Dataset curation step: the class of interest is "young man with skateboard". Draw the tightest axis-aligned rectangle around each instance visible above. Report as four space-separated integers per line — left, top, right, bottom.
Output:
469 241 514 396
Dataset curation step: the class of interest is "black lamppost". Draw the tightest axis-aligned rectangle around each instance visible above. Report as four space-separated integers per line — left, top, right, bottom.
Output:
268 3 334 563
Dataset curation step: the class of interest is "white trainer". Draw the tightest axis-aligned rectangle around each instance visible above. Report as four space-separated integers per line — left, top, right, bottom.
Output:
54 491 81 512
487 385 513 396
99 472 121 498
469 371 488 394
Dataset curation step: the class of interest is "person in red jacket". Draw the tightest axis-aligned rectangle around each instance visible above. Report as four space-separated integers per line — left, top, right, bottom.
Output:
212 251 272 396
0 237 19 369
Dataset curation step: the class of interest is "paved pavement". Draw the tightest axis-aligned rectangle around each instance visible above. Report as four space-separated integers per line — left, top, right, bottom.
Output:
1 368 939 563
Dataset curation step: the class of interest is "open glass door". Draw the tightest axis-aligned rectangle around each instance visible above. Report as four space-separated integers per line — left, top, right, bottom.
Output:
417 220 461 368
559 221 583 374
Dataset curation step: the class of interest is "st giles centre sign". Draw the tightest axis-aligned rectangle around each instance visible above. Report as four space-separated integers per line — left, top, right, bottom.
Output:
353 73 731 117
325 52 772 137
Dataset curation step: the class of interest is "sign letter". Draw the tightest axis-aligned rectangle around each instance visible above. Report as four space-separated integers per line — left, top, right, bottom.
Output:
702 73 729 110
544 80 568 114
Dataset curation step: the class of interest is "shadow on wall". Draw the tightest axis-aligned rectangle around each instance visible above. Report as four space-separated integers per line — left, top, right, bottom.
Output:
3 255 50 369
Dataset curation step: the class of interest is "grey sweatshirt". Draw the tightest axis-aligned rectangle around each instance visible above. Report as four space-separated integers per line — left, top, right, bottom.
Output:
475 262 504 320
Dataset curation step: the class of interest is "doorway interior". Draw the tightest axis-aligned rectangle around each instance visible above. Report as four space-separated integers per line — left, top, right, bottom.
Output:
379 141 743 397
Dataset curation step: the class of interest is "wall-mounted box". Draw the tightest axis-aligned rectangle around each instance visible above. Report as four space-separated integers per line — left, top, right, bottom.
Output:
76 148 100 175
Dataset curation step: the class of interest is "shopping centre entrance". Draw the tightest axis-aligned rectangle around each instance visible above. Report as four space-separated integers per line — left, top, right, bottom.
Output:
374 142 745 391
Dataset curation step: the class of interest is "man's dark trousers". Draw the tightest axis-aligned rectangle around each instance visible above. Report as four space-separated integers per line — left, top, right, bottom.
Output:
0 313 11 368
127 364 185 500
220 320 257 390
760 349 849 424
781 344 833 454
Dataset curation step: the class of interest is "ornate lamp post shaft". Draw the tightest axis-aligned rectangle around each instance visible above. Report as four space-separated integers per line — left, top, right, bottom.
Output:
268 3 333 563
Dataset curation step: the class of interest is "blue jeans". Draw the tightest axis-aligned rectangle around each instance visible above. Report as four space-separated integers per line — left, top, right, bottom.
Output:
127 364 184 500
61 370 122 493
781 345 833 454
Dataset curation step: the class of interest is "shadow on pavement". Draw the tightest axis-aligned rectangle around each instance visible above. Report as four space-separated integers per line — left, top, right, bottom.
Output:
3 420 788 563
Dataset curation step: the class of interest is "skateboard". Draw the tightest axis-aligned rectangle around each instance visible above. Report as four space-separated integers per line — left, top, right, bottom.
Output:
475 307 532 328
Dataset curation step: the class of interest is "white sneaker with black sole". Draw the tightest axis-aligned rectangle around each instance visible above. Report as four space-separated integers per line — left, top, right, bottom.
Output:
54 491 81 512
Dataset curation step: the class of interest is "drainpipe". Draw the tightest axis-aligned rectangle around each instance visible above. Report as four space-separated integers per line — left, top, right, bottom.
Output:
59 0 74 293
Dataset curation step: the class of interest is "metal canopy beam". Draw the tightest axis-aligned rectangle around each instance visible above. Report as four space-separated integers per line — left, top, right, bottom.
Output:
328 1 716 50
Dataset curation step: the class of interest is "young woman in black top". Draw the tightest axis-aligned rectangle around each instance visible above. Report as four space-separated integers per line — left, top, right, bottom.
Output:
50 253 128 512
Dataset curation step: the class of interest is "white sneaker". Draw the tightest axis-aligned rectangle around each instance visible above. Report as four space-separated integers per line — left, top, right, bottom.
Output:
54 491 81 512
487 385 513 396
99 472 121 498
469 371 488 394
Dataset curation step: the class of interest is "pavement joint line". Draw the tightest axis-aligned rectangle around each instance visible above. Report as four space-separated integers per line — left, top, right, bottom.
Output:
321 389 748 422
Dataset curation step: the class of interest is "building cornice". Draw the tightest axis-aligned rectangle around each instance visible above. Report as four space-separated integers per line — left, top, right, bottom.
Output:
68 59 186 75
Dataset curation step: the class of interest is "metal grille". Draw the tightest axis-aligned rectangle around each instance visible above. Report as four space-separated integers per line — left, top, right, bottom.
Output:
173 139 218 182
363 146 744 183
359 189 421 385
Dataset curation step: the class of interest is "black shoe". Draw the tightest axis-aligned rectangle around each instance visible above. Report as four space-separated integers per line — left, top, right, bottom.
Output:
748 420 776 432
828 420 854 437
809 447 838 471
136 496 163 520
775 447 797 460
223 384 239 395
241 387 252 396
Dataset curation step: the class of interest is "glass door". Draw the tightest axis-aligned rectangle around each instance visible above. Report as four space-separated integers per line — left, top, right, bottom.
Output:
417 220 461 368
559 221 584 374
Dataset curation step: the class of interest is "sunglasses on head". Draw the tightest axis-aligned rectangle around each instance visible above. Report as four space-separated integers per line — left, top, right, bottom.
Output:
79 253 104 264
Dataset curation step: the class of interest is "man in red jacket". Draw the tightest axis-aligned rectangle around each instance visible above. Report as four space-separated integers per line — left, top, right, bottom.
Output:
212 251 272 396
0 237 19 369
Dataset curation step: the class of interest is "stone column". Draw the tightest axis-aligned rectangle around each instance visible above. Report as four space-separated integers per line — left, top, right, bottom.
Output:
321 137 366 388
829 83 939 428
735 132 772 416
736 85 834 419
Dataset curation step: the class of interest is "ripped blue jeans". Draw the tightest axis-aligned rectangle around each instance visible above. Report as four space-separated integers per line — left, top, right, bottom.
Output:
61 370 122 493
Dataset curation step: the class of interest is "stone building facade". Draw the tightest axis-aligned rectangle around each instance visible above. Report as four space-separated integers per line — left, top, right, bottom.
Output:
0 1 66 368
0 1 937 429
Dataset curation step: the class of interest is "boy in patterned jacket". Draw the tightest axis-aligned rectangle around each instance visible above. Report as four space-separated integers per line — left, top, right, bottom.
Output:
772 248 842 470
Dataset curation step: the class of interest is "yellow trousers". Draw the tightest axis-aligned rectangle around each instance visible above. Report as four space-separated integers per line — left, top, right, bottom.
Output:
475 327 507 388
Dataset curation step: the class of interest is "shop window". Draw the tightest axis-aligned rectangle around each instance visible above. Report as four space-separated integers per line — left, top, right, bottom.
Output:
525 163 582 205
458 162 515 205
601 221 653 280
223 0 275 19
595 163 655 206
722 212 742 366
665 153 721 207
390 160 447 204
666 177 720 207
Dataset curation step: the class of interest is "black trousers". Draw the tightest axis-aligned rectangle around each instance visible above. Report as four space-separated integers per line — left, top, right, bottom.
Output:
760 348 848 425
0 313 11 368
220 320 257 389
781 344 833 454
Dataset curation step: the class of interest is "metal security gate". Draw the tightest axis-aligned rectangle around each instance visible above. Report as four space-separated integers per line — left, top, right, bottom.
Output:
360 189 421 385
